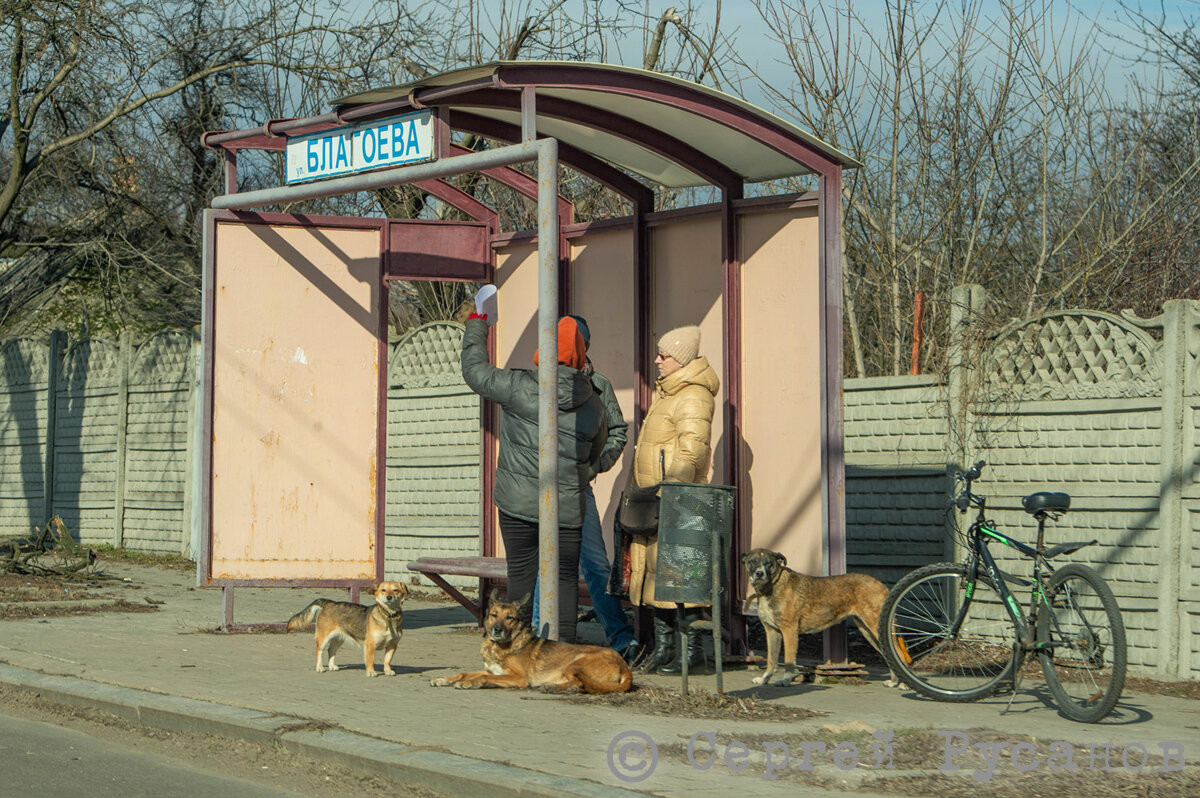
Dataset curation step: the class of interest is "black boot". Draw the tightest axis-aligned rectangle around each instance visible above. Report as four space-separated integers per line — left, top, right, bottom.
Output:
637 608 676 673
659 609 707 675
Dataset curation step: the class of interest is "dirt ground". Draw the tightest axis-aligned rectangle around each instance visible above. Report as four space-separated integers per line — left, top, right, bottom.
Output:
561 683 826 721
0 572 160 620
0 683 448 797
660 726 1199 797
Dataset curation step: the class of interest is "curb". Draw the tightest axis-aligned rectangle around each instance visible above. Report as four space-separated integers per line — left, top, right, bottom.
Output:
0 663 645 798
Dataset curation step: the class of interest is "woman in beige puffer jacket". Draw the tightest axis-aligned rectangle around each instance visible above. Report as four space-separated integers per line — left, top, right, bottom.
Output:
624 325 719 674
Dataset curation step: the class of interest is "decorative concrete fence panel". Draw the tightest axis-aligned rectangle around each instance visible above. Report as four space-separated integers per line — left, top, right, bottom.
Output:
52 336 121 545
122 332 196 553
384 322 482 588
0 337 51 538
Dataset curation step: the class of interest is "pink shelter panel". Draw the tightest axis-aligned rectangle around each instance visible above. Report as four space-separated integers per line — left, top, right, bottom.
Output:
209 220 382 582
649 216 727 484
485 240 540 555
739 207 824 583
569 228 636 550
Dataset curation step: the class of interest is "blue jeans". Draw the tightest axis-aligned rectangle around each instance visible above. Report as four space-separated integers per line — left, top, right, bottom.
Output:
532 485 636 651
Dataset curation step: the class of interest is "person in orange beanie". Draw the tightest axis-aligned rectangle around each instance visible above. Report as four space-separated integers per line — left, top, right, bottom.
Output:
532 316 587 370
460 311 606 642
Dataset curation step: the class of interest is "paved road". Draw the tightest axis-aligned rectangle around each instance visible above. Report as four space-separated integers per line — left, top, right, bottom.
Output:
0 710 311 798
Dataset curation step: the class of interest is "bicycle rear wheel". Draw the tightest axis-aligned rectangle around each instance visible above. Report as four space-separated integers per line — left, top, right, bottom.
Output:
879 562 1019 701
1037 563 1126 723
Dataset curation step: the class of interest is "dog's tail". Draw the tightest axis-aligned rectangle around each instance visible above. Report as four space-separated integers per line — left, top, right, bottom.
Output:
286 599 330 632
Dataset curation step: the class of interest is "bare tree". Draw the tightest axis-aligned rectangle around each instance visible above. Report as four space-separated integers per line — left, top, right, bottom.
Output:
0 0 397 332
747 0 1188 376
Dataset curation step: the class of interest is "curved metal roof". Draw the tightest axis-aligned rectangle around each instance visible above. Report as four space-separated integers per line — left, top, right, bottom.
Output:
333 61 859 190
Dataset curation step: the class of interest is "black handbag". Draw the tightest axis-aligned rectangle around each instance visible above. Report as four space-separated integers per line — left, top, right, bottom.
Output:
616 448 665 536
617 483 660 535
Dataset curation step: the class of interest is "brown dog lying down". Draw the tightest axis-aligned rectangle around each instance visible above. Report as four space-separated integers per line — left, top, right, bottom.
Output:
430 590 632 694
742 548 899 687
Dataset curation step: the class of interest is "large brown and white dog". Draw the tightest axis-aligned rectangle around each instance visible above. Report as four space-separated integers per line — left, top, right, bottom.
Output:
741 548 898 687
286 582 409 677
430 590 632 694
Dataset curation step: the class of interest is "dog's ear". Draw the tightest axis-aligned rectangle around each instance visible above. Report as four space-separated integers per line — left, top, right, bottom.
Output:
366 584 377 595
398 583 410 598
489 587 502 606
514 592 532 609
740 551 751 564
772 551 787 568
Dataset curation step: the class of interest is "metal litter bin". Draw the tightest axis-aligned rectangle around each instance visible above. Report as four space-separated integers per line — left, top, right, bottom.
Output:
654 481 735 694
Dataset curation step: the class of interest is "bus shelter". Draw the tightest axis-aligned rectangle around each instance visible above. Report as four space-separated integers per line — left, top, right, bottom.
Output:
199 61 858 654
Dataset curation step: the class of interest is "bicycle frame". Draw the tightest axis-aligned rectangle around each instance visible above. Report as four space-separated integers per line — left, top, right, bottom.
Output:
953 490 1054 652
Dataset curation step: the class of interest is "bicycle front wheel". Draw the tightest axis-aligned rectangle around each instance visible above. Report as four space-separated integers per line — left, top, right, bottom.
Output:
1037 563 1126 723
880 562 1019 701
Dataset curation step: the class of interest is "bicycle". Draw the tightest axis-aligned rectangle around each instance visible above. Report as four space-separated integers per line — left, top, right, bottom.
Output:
878 460 1127 723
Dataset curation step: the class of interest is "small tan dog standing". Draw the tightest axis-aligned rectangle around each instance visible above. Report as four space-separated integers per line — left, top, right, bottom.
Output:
286 582 409 677
741 548 899 687
430 591 632 694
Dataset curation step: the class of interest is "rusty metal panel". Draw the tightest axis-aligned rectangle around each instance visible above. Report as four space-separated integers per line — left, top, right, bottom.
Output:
208 219 382 582
386 219 489 280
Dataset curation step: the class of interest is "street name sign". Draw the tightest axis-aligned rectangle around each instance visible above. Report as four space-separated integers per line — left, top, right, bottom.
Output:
285 110 435 184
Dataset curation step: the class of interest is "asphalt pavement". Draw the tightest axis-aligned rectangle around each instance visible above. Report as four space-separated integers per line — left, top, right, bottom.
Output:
0 561 1195 797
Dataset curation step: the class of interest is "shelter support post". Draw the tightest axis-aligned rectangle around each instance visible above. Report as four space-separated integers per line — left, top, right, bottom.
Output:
818 167 848 666
536 137 561 640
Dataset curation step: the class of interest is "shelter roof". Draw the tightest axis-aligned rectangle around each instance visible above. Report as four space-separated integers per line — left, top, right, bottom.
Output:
334 61 859 188
203 61 859 197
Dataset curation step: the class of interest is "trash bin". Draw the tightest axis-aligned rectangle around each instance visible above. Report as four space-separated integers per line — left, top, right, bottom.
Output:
653 481 736 695
654 482 735 604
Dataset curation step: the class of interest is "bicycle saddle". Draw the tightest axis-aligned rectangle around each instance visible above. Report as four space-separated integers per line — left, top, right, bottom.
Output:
1022 492 1070 515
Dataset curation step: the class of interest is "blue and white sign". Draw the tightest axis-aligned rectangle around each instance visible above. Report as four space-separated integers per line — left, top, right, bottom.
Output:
285 110 435 184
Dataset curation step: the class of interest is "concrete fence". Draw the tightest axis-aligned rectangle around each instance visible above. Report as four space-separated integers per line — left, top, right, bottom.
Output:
845 287 1200 679
1 290 1196 677
0 330 197 553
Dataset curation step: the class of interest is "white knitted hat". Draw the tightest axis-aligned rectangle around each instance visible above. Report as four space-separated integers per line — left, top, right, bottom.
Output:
657 325 701 366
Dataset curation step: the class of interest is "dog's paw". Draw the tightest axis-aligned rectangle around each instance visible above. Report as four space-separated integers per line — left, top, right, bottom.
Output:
327 664 340 672
383 668 396 676
452 681 482 689
751 674 770 685
366 670 378 678
884 677 901 688
429 676 452 687
772 673 798 686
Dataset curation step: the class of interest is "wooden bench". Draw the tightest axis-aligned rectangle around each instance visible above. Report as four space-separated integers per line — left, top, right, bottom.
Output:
406 556 591 623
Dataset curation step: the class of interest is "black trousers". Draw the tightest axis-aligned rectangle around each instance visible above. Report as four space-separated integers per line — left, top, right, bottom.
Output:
498 511 582 643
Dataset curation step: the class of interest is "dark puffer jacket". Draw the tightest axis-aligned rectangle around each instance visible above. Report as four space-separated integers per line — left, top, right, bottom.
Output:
460 317 607 528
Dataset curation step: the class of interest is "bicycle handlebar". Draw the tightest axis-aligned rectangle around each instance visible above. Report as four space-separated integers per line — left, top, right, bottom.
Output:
954 459 987 512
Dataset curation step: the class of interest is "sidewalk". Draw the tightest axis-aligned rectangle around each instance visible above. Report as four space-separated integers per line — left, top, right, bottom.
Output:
0 561 1195 797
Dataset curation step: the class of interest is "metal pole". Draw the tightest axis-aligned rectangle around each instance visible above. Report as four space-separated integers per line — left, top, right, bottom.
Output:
712 522 724 695
536 138 561 640
210 141 543 210
677 604 689 696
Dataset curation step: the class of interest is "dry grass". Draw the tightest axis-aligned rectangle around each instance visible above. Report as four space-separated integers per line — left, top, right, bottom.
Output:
555 683 825 721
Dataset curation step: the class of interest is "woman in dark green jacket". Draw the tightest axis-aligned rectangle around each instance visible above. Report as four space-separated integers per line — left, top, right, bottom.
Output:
460 314 607 642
